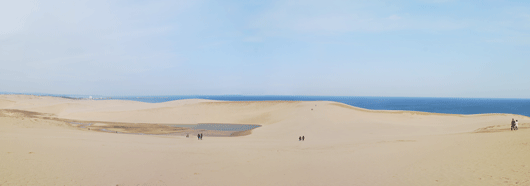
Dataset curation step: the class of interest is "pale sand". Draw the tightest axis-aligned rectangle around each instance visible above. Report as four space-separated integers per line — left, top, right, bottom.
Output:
1 95 530 185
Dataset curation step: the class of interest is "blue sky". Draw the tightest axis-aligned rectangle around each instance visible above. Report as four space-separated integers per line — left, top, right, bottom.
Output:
1 0 529 98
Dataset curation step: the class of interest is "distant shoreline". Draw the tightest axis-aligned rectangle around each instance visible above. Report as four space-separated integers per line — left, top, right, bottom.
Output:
2 93 529 117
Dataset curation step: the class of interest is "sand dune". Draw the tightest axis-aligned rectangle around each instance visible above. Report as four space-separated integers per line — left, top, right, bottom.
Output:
0 99 15 108
1 95 530 185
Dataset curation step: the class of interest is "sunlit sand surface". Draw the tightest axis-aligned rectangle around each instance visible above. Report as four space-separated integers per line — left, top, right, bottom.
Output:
1 95 530 185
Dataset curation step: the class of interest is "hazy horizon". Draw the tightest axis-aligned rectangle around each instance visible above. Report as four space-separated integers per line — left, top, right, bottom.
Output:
1 0 529 98
3 92 530 100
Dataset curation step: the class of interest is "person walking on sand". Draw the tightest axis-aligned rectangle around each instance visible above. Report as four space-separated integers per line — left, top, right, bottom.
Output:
197 133 200 140
302 136 305 141
200 133 203 140
511 118 516 131
299 136 301 141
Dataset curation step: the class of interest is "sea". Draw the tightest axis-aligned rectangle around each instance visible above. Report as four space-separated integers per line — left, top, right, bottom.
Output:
3 93 530 117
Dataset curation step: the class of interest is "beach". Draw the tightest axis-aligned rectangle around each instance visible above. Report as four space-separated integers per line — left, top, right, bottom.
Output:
1 95 530 185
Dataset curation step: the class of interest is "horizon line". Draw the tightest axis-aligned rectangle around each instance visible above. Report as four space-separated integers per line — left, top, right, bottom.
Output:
1 92 530 100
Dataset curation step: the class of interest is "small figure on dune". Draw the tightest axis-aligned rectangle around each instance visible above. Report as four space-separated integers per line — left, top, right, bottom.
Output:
198 133 200 140
511 118 516 131
299 136 301 141
515 120 519 130
302 136 305 141
200 133 203 140
186 133 189 138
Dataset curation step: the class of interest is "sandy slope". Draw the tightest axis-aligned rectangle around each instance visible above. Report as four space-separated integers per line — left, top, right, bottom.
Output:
1 95 529 185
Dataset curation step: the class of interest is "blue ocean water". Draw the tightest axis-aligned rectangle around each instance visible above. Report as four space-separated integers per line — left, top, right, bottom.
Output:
107 95 530 117
2 93 530 117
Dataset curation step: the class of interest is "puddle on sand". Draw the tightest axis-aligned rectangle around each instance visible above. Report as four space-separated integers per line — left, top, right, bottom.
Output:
166 123 261 131
165 123 261 137
70 121 261 137
68 122 93 128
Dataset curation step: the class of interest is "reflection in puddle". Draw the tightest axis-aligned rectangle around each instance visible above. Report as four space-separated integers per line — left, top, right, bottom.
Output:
68 122 93 128
166 124 261 131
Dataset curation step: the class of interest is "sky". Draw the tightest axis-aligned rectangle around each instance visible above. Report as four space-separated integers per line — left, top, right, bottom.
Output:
1 0 529 98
